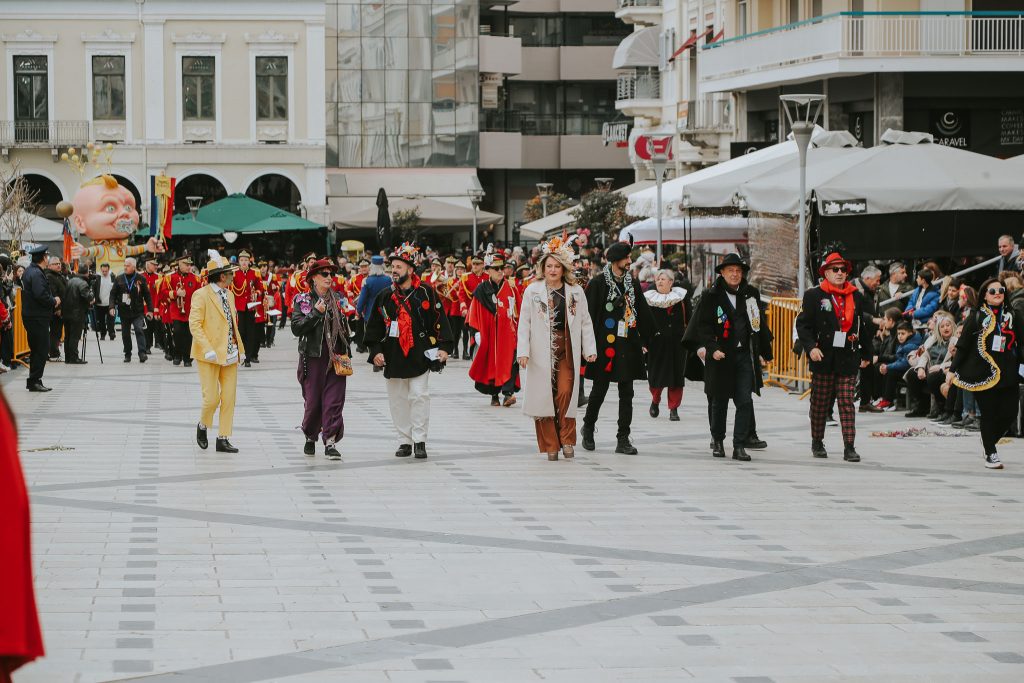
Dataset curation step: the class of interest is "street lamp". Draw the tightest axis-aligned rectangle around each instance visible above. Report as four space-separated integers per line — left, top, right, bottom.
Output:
469 188 485 254
186 195 203 220
223 231 239 244
780 93 825 297
648 138 669 266
536 182 553 218
594 177 614 192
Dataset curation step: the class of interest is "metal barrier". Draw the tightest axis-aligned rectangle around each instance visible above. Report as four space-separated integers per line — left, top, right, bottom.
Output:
11 289 29 368
763 296 812 398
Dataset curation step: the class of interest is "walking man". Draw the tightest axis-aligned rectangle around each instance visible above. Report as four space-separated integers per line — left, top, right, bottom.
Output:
92 263 116 339
109 257 152 363
231 250 264 367
45 257 67 360
190 252 245 453
170 256 201 367
62 265 95 364
364 244 453 459
20 244 58 392
796 250 872 462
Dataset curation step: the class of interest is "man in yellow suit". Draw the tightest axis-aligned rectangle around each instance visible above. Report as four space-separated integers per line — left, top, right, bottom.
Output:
189 251 246 453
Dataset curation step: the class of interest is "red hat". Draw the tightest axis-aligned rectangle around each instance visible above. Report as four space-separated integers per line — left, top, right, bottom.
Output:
818 252 852 277
307 258 338 277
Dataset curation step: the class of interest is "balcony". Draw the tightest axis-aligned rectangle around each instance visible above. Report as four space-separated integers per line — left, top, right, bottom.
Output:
615 0 662 28
678 98 733 135
615 68 661 119
479 35 522 75
0 120 90 148
699 12 1024 94
480 111 614 136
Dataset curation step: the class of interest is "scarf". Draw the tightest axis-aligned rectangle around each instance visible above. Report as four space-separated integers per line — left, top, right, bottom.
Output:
602 264 636 310
389 274 422 357
820 279 856 334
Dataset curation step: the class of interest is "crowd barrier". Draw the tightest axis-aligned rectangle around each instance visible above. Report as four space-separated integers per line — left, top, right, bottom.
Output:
763 296 812 398
11 289 29 368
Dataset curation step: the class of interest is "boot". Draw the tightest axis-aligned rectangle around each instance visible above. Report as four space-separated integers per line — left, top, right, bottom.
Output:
547 452 559 461
395 444 412 458
649 402 659 418
27 382 52 393
843 444 861 462
215 437 238 453
669 408 679 421
139 353 147 363
615 436 638 455
745 433 768 449
811 440 828 458
732 445 752 461
710 440 725 458
581 425 595 451
124 354 131 363
303 439 316 456
926 406 942 420
413 442 428 459
196 424 209 450
502 394 516 407
184 360 193 368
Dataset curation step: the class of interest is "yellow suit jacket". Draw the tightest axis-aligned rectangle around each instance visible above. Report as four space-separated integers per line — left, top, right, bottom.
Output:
189 285 246 364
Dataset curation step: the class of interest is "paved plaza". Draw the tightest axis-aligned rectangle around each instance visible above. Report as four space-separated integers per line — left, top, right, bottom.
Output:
4 336 1024 683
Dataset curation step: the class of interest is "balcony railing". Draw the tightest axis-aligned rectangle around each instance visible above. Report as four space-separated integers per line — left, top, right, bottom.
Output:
480 111 613 136
679 98 733 134
0 120 91 147
616 68 661 101
617 0 661 7
701 12 1024 85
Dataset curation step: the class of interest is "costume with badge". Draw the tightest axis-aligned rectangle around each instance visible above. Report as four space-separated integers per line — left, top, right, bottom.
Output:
795 251 871 460
467 256 521 403
170 258 200 366
231 252 265 366
458 264 488 359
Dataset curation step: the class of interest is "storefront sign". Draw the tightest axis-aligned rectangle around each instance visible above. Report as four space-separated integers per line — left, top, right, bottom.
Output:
930 109 970 148
1000 109 1024 147
602 121 631 148
821 198 868 216
633 135 673 161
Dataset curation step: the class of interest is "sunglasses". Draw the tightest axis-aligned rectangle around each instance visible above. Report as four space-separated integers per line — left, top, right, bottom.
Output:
827 267 847 274
988 287 1006 295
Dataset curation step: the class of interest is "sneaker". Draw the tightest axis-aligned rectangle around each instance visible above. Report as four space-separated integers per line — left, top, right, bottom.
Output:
825 416 839 426
876 399 896 412
0 363 9 374
859 403 882 413
951 417 965 428
985 452 1003 469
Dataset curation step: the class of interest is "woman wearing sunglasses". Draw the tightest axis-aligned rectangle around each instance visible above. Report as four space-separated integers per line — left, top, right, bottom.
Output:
950 278 1023 469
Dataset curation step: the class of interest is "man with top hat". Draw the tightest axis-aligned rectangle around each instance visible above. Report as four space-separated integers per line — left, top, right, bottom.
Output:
796 250 872 462
467 253 521 406
20 244 58 391
364 244 454 459
458 255 488 360
190 251 245 453
581 239 656 455
169 256 201 367
231 250 264 367
684 253 773 462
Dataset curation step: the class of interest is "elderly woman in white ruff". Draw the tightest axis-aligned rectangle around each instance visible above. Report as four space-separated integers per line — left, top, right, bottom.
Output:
517 235 597 461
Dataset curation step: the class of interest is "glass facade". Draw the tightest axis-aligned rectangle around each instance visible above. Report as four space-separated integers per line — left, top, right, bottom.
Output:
326 0 479 168
482 82 616 136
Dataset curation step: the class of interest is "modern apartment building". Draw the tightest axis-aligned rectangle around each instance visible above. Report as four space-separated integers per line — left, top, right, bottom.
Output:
0 0 327 226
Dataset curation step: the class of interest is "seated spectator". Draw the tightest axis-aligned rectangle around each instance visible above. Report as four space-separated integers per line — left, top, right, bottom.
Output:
876 321 922 411
877 261 913 311
957 284 978 323
921 260 945 281
1006 273 1024 320
939 277 963 317
904 311 957 418
864 306 902 410
903 268 940 330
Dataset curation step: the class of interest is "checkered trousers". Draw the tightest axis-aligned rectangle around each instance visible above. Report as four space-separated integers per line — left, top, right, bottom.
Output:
810 371 858 444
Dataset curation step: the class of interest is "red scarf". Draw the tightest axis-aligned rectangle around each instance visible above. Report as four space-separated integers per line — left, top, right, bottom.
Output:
390 274 421 357
820 279 857 333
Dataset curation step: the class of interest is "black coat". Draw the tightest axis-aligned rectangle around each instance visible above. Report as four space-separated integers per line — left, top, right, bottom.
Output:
19 262 55 321
951 306 1023 391
584 269 655 382
795 286 872 376
290 290 352 358
364 282 454 379
62 275 95 323
109 272 152 319
645 292 688 388
45 269 67 305
683 277 772 399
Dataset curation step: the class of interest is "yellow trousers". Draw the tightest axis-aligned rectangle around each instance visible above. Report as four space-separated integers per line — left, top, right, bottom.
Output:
196 361 237 437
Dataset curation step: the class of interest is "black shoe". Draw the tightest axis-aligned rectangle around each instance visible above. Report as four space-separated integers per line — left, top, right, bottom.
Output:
462 352 471 360
215 437 238 453
164 352 173 361
173 359 182 366
669 408 680 421
927 408 942 419
711 440 725 458
581 425 596 451
251 357 260 364
184 360 193 368
27 382 52 393
490 395 500 407
124 355 131 363
395 444 413 458
732 445 752 461
951 417 965 428
904 409 927 418
615 437 638 455
324 443 342 460
196 424 209 450
745 435 768 450
649 402 659 418
66 359 88 365
304 439 315 456
414 442 428 459
843 445 861 462
812 440 828 458
577 394 589 407
243 360 251 368
139 353 147 363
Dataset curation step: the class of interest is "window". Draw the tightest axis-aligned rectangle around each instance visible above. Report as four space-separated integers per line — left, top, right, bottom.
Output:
789 0 800 23
92 55 125 120
182 56 215 120
738 0 749 36
14 55 48 122
256 56 288 120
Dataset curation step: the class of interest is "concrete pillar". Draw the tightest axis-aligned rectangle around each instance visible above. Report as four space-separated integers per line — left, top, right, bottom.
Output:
875 73 903 144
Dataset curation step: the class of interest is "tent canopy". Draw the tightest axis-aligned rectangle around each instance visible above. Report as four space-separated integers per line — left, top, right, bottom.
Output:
518 180 654 240
1 211 65 243
334 196 503 231
612 26 660 70
160 194 324 237
619 215 750 245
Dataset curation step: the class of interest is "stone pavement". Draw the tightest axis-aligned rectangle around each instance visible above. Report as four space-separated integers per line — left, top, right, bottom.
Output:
4 334 1024 683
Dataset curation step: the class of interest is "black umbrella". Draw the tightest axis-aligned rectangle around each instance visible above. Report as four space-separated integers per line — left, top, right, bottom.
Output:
376 188 392 249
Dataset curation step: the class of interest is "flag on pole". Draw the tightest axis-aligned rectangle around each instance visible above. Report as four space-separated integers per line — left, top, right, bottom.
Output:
150 173 176 240
62 217 73 264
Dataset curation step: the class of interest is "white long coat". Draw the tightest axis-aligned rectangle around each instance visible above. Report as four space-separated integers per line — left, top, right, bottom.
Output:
516 281 597 419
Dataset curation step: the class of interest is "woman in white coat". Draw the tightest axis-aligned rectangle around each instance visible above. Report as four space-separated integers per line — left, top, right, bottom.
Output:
517 235 597 460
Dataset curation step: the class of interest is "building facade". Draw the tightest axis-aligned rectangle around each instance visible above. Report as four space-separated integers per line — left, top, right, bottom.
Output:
0 0 326 227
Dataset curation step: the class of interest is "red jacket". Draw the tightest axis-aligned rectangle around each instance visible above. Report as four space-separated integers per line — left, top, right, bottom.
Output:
169 271 201 323
231 268 264 313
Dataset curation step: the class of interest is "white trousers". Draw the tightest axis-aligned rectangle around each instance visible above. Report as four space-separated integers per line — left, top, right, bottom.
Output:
386 372 431 444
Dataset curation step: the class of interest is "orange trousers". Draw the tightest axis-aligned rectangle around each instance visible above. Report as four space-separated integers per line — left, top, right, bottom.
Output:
534 327 576 453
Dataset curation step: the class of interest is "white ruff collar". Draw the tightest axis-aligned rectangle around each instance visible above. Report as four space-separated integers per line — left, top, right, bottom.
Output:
643 287 687 308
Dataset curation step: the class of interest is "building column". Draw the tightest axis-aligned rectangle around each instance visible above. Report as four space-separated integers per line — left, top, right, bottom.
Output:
875 73 903 145
142 20 165 143
305 19 326 145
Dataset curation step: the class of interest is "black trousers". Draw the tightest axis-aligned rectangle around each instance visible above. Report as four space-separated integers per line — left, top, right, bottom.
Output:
251 322 264 360
63 318 85 362
237 310 257 361
121 315 146 357
94 304 115 338
859 364 874 404
449 316 465 354
49 315 63 356
351 317 364 351
709 358 755 446
906 370 947 413
483 360 519 397
0 327 12 367
162 322 175 359
24 317 49 384
463 324 474 357
975 385 1019 455
172 320 192 362
265 320 277 347
144 319 156 351
583 379 635 438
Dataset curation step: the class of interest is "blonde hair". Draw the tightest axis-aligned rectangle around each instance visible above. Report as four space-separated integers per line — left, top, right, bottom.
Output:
535 253 576 286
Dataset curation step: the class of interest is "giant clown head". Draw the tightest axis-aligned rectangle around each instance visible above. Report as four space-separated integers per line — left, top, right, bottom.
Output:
72 174 140 241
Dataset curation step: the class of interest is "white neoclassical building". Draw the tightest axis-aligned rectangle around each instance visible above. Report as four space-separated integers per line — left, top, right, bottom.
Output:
0 0 326 227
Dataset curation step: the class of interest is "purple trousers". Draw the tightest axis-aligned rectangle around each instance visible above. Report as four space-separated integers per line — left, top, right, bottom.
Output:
298 351 347 444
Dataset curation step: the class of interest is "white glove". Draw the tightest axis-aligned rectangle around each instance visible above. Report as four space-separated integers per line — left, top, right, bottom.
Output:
204 350 216 361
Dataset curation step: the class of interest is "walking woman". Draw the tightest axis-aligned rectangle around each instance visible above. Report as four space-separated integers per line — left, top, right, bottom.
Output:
517 235 597 460
644 269 689 420
291 259 353 460
950 278 1022 469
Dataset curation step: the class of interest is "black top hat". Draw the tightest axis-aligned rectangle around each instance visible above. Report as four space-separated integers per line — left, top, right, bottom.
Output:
715 253 750 274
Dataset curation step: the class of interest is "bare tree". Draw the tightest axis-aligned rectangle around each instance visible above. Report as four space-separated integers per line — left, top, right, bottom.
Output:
0 163 38 254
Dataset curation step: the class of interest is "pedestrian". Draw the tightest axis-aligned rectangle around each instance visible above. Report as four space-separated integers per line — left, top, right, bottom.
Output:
62 265 95 364
684 254 772 461
109 257 153 363
364 243 453 459
19 244 57 392
0 253 17 372
231 250 264 367
467 254 521 407
516 235 597 460
645 269 689 421
141 258 161 353
458 256 488 360
581 239 655 455
355 255 392 329
92 262 116 339
169 256 200 367
950 278 1022 469
795 250 872 462
189 251 245 454
45 256 67 360
291 258 353 461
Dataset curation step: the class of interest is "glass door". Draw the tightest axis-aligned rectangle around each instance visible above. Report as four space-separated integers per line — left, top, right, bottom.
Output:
14 55 48 142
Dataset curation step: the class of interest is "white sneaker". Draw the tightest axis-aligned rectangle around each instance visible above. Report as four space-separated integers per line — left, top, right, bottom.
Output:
985 452 1003 469
826 417 839 426
0 363 9 374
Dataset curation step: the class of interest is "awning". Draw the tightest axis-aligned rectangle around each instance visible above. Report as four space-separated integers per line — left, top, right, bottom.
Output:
613 26 660 70
518 180 655 240
153 194 324 237
619 215 750 245
332 196 503 231
2 211 65 243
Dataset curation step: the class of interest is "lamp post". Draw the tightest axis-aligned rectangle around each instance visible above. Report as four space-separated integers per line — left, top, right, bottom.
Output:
536 182 553 218
469 189 484 254
186 195 203 220
648 138 669 266
780 93 825 297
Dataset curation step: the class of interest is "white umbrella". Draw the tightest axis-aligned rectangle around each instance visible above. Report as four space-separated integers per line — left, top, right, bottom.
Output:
0 211 66 243
618 215 750 245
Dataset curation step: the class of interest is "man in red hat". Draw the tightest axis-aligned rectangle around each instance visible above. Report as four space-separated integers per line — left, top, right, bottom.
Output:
796 250 873 462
